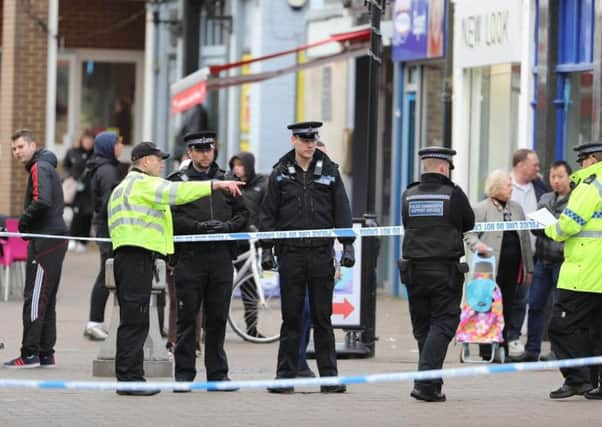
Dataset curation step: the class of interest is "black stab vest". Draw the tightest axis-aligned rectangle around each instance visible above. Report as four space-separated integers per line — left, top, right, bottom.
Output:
402 182 462 261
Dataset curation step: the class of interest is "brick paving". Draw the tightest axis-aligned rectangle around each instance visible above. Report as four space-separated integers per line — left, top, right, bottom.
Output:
0 247 599 426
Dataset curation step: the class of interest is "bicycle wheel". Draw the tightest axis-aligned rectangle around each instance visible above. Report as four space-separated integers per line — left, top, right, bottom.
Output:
228 271 281 343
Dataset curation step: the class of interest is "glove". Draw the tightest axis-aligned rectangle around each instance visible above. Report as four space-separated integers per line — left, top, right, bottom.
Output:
261 248 277 270
340 243 355 268
196 220 230 234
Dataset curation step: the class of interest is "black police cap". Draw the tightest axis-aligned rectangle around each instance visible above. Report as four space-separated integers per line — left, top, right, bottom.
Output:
574 141 602 157
287 121 322 140
184 131 217 148
418 146 456 161
131 142 169 162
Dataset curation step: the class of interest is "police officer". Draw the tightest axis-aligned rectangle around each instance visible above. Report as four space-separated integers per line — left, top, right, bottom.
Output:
169 131 249 388
108 141 243 396
260 121 355 393
545 142 602 400
399 147 474 402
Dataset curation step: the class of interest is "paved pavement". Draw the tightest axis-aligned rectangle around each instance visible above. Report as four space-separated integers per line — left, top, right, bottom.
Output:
0 247 600 426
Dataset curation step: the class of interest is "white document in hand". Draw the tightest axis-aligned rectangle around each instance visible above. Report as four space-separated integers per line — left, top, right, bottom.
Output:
527 208 558 227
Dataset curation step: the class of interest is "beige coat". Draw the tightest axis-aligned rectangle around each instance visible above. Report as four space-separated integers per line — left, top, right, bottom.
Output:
464 198 534 284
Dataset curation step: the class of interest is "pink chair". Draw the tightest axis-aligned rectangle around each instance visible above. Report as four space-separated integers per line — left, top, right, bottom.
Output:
0 218 29 301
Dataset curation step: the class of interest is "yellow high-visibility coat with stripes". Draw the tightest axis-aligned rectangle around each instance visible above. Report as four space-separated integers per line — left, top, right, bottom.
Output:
108 170 212 255
545 161 602 293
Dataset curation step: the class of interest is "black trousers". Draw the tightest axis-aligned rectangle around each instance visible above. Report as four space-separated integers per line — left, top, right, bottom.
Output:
21 238 67 357
276 245 337 378
69 211 92 242
406 263 463 392
549 289 602 387
89 241 112 322
114 246 155 381
174 245 233 381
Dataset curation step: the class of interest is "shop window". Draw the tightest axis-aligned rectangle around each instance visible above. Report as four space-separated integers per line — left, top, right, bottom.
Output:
467 64 521 201
564 71 593 165
558 0 594 67
80 61 136 145
55 60 70 145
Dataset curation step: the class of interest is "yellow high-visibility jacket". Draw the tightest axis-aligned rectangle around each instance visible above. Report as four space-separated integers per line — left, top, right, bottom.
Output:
545 161 602 293
108 170 212 255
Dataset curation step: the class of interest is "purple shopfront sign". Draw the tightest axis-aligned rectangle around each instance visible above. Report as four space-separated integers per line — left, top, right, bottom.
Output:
393 0 446 62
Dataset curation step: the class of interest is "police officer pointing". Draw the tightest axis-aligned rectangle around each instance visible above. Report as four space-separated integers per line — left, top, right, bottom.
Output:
545 142 602 400
108 142 243 396
260 121 355 393
399 147 474 402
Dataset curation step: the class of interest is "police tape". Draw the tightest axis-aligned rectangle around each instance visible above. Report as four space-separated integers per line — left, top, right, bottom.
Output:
0 220 544 243
0 356 600 391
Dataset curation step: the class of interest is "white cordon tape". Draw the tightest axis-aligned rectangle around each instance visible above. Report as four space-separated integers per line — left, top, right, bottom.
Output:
0 356 599 391
0 220 544 243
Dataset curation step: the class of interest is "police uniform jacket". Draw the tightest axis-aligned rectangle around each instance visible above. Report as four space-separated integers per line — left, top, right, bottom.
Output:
402 173 474 261
545 161 602 293
260 149 353 248
169 161 249 257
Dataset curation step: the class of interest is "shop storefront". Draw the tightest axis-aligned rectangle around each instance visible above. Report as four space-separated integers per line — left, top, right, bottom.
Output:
453 0 535 201
390 0 447 296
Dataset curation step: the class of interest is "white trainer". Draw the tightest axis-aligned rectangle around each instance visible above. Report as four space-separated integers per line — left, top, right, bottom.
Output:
508 339 525 357
84 325 108 341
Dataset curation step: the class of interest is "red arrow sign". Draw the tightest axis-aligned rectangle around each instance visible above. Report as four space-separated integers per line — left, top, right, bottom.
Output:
332 298 354 319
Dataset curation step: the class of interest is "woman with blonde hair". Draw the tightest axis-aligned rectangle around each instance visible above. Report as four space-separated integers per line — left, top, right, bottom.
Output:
464 169 534 360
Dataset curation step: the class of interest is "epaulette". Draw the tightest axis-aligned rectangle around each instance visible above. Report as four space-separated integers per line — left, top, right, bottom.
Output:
407 181 420 189
584 174 597 184
167 170 186 181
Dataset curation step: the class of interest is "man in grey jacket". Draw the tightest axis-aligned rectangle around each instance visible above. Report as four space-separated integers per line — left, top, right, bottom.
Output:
515 161 572 362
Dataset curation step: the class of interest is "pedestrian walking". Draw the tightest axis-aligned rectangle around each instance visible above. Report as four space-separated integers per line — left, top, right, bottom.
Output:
63 129 95 253
108 141 243 396
83 132 123 341
4 129 68 369
515 161 572 362
464 170 534 362
545 142 602 400
508 149 548 357
260 121 355 394
398 147 475 402
169 131 248 387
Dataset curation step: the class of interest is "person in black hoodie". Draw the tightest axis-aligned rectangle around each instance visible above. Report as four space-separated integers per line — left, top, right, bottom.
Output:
229 152 268 338
63 129 95 252
5 129 68 368
83 131 123 341
169 131 248 385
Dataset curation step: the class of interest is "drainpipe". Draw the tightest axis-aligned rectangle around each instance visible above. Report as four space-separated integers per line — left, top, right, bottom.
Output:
45 0 58 150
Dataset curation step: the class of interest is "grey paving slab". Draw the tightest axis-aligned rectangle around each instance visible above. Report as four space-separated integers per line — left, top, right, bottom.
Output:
0 248 598 426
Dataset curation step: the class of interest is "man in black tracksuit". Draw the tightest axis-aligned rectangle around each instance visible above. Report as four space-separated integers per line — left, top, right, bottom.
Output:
170 131 248 385
399 147 475 402
5 129 68 368
260 121 355 394
229 151 268 338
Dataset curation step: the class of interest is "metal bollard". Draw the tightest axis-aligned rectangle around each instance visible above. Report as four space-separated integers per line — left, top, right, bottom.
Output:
92 258 172 377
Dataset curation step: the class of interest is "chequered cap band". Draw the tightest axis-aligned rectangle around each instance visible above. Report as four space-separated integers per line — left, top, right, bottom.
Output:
187 137 214 145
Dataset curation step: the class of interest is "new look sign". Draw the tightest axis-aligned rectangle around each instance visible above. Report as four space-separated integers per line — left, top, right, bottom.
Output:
455 0 522 68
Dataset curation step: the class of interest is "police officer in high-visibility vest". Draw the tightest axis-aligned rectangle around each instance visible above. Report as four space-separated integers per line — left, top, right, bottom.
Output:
399 147 475 403
108 142 243 396
546 142 602 400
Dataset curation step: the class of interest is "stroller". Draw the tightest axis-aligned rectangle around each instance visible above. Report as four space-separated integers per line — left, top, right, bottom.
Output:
456 252 505 363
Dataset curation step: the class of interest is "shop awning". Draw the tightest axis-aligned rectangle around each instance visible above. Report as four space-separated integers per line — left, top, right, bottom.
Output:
170 28 371 115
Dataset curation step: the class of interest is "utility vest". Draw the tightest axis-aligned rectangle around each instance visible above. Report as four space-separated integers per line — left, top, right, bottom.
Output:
108 170 212 255
402 182 462 261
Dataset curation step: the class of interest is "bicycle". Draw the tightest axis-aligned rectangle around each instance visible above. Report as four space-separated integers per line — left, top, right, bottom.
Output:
228 240 281 343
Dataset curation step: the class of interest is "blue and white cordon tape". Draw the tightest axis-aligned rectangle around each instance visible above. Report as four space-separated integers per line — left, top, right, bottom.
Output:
0 220 544 243
0 356 599 391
